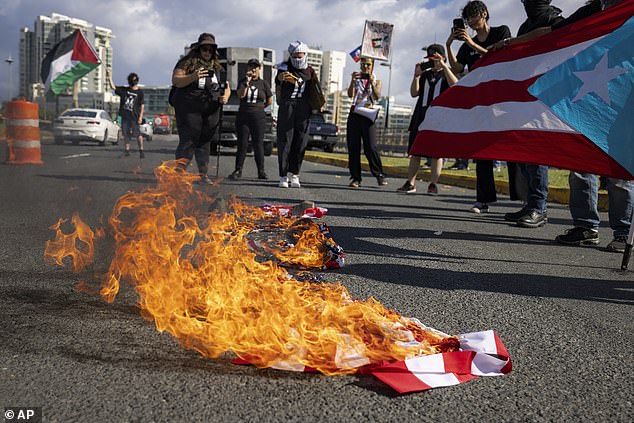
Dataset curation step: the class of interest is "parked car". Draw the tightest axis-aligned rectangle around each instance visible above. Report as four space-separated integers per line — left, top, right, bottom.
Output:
307 112 339 153
210 90 274 156
152 113 172 134
139 118 153 141
53 108 120 145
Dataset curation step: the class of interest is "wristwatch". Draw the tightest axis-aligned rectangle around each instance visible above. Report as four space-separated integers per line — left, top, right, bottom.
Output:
503 38 512 46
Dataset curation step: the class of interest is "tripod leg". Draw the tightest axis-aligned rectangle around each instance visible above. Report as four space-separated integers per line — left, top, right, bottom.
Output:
621 209 634 270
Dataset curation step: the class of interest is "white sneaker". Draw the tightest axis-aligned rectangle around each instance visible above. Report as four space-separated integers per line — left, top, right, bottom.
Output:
279 176 289 188
470 202 489 213
290 174 301 188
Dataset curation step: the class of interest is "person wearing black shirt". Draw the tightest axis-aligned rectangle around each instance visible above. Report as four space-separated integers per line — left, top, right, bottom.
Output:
229 58 273 180
446 0 511 213
171 33 231 185
275 41 316 188
107 70 145 158
397 44 458 195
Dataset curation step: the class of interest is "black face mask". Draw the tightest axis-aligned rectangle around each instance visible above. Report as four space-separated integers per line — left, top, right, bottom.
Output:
523 0 552 19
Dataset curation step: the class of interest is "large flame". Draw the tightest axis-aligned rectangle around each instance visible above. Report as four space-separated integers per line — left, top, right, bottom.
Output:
45 161 458 375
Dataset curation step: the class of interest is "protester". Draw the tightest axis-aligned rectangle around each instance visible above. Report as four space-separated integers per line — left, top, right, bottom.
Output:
275 41 318 188
107 70 145 158
497 1 565 228
446 0 511 213
397 44 458 195
346 57 388 188
229 58 273 180
548 0 633 252
170 33 230 185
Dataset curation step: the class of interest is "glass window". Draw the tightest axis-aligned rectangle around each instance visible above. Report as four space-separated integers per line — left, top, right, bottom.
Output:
61 110 97 118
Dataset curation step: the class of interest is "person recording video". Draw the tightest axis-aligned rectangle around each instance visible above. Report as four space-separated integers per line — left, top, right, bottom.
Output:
229 58 273 181
171 32 230 185
346 57 387 188
445 1 510 213
397 44 458 195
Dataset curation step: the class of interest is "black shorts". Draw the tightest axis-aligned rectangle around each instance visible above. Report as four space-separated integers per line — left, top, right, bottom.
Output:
121 119 140 140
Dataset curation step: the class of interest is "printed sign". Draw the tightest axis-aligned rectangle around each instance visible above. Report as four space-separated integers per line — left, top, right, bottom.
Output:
360 20 394 61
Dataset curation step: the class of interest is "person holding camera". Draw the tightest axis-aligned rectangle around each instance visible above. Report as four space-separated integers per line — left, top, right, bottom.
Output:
171 33 230 185
107 70 145 158
346 57 387 187
229 58 273 181
275 41 319 188
446 0 510 213
397 44 458 195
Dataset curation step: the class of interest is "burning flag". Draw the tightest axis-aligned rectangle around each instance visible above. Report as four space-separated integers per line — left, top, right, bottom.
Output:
40 29 101 95
44 160 511 393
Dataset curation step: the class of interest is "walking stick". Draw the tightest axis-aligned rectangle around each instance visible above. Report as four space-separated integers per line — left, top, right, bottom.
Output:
621 209 634 270
215 98 223 179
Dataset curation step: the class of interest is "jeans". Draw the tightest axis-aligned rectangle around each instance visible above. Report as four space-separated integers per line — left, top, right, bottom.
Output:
569 172 634 237
520 164 549 213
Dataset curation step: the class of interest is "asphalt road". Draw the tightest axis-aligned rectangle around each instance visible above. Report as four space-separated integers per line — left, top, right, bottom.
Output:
1 135 632 423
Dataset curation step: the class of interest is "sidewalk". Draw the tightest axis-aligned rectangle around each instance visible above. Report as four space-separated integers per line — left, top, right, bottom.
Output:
302 151 609 210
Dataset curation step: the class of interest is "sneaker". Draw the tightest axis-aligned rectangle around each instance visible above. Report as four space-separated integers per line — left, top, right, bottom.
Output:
349 179 361 188
376 175 388 186
555 227 600 246
279 176 289 188
124 150 130 157
470 202 489 213
427 182 438 195
258 171 268 180
396 182 416 193
228 170 242 180
517 210 547 228
290 174 301 188
504 208 527 222
198 175 214 185
139 150 145 159
605 235 627 253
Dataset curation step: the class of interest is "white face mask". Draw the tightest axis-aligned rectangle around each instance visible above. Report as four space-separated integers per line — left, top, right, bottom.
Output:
290 55 308 69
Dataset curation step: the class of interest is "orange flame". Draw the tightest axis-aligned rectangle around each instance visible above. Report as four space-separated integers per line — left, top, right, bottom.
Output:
45 160 458 375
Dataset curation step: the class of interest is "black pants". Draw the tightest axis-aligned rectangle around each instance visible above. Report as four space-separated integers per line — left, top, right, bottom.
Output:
346 112 384 181
234 111 265 174
476 160 497 203
276 100 311 177
174 102 220 175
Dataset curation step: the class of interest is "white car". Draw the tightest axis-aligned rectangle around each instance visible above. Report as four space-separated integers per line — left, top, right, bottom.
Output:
54 108 120 146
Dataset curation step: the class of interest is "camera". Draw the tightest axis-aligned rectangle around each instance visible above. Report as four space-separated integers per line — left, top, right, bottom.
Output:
453 18 466 30
419 61 434 71
359 73 371 80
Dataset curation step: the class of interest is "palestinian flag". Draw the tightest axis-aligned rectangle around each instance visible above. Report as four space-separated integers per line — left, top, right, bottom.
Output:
40 29 101 95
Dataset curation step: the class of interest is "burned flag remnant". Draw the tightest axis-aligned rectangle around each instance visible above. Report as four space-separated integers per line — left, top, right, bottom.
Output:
45 160 511 394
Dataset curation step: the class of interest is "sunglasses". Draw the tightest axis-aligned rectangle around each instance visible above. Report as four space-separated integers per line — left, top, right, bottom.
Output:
360 62 372 67
200 46 215 53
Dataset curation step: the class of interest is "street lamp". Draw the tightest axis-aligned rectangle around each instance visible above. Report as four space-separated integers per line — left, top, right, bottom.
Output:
380 60 392 129
5 55 14 100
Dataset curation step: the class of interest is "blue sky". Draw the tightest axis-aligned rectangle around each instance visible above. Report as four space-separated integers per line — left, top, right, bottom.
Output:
0 0 581 106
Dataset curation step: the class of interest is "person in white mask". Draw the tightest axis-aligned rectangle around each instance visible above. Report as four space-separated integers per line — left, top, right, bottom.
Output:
274 41 318 188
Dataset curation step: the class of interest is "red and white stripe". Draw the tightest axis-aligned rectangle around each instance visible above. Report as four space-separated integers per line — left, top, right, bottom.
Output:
232 330 511 394
411 2 634 180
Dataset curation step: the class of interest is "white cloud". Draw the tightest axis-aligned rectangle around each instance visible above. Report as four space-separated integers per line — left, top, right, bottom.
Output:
0 0 588 104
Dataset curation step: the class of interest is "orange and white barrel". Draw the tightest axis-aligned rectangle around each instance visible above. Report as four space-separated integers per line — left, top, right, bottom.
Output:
5 99 43 165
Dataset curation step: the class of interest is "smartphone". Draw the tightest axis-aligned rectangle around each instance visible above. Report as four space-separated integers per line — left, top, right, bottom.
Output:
453 18 465 30
419 61 433 71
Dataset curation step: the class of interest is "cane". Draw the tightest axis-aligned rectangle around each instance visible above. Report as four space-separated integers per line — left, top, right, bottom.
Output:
621 209 634 270
215 95 223 179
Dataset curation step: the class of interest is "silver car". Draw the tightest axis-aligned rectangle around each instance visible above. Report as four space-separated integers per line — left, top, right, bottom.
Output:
54 108 120 145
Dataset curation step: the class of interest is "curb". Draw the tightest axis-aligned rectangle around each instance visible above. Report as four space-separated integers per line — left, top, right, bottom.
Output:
302 152 609 211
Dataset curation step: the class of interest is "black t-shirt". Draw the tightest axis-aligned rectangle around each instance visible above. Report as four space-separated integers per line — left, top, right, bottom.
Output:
275 61 314 102
456 25 511 71
237 77 272 113
551 0 601 30
114 86 144 121
409 69 450 132
173 58 222 104
518 7 564 35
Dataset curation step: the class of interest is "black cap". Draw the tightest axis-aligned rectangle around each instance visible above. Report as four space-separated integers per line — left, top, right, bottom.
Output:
247 58 261 67
424 44 445 57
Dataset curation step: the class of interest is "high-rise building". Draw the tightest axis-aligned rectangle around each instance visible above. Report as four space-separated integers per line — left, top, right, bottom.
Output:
321 51 346 95
19 13 114 100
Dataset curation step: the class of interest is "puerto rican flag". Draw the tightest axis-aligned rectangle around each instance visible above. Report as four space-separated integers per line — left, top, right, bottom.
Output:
349 45 362 63
411 1 634 180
